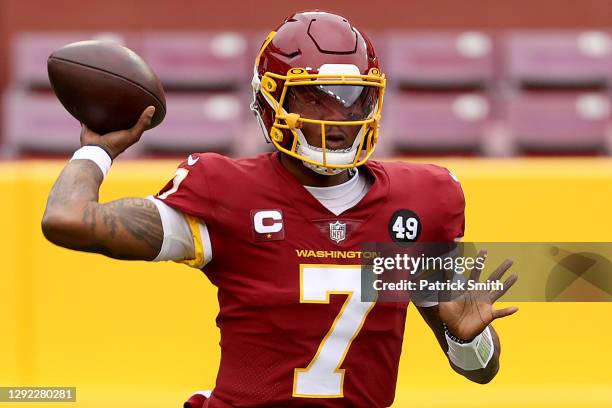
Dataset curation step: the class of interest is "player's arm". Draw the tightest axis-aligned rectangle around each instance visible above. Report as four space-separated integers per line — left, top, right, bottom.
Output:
416 304 502 384
42 107 163 261
414 251 518 384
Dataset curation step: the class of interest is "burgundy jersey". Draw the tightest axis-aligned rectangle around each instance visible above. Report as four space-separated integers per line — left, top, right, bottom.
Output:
157 152 464 407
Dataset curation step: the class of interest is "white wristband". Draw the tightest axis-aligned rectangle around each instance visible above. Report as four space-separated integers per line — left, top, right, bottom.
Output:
70 146 112 178
445 326 494 371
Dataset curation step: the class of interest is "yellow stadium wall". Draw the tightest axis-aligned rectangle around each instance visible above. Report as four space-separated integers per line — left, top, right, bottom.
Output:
2 158 611 407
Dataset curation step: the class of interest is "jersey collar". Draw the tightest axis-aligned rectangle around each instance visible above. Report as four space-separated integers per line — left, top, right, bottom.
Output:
268 152 390 222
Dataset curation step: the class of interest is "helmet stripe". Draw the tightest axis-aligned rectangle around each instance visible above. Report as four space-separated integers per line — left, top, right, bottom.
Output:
255 31 277 68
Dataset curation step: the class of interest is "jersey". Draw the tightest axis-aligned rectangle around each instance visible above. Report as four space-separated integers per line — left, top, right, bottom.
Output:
156 152 465 408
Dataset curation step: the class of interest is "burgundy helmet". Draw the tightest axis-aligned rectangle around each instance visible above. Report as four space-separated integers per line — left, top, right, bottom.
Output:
251 10 386 175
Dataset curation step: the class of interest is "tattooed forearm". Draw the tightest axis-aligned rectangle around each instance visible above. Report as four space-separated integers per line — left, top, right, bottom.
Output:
47 160 103 207
42 160 163 261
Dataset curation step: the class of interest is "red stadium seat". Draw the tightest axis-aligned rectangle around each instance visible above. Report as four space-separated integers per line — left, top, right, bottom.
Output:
503 30 612 88
2 90 81 156
504 91 611 153
4 29 610 158
140 31 250 90
382 91 494 154
142 92 250 155
384 31 496 89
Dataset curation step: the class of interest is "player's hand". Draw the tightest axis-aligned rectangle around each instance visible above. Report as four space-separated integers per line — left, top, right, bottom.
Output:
79 106 155 159
438 250 519 341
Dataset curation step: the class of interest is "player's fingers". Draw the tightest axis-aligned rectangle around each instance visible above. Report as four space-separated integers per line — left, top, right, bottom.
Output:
131 106 155 136
79 123 101 143
487 258 513 283
492 306 519 320
490 273 518 302
469 249 487 282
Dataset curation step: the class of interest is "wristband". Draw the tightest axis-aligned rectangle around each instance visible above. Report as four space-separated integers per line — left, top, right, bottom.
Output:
444 324 494 370
443 323 472 344
70 145 112 178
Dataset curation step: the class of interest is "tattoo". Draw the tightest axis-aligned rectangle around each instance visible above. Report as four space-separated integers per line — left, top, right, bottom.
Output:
97 198 163 254
101 205 118 238
49 160 102 205
82 202 96 232
77 197 163 260
44 160 163 261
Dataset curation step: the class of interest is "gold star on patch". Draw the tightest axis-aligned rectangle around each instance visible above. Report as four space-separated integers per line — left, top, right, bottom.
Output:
267 234 272 239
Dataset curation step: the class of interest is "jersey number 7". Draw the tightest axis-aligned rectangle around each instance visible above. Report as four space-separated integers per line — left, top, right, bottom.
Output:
293 265 375 398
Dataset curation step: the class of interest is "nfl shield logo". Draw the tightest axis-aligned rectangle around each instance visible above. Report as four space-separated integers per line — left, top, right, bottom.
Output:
329 221 346 243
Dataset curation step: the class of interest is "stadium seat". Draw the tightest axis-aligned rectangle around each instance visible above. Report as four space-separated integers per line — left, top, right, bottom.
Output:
142 92 249 155
504 91 611 153
140 31 250 90
2 90 81 155
11 31 130 89
382 91 493 154
384 31 496 88
503 30 612 88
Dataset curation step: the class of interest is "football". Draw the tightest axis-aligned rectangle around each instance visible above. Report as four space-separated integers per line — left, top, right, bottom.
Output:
47 40 166 134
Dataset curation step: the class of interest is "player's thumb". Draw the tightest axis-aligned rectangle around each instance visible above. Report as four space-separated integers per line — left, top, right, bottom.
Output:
132 106 156 136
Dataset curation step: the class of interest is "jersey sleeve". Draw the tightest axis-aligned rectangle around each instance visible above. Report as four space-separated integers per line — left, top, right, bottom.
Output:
444 169 466 240
155 153 217 220
145 196 212 269
153 153 217 269
427 165 465 241
415 167 465 307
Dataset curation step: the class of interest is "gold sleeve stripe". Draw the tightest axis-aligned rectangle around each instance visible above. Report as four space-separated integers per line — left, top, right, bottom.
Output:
176 214 205 269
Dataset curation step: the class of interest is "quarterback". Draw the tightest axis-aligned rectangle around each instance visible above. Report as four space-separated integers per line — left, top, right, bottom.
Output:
42 11 518 408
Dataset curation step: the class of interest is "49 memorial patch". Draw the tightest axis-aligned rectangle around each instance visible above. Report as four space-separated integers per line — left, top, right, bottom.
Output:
388 209 421 243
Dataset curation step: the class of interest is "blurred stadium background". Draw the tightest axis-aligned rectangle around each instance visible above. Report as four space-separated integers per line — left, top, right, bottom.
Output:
1 0 612 407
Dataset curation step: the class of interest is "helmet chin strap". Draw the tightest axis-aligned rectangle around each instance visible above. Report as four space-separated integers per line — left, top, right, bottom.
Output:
302 160 346 176
295 125 365 176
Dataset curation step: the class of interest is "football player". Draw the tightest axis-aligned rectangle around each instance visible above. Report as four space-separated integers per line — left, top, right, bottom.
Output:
42 11 518 408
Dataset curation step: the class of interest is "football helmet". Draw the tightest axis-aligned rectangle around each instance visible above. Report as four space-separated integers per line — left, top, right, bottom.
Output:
251 11 386 175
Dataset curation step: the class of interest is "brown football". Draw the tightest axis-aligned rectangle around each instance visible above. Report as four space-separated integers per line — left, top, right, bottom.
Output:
48 40 166 134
